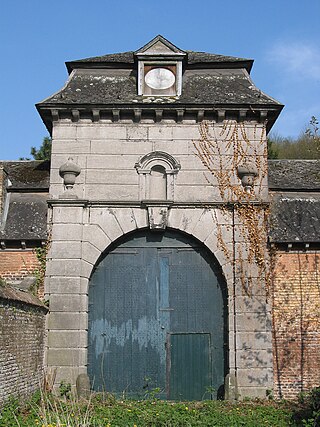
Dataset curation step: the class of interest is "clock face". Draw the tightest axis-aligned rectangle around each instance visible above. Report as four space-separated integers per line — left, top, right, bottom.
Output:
145 68 175 90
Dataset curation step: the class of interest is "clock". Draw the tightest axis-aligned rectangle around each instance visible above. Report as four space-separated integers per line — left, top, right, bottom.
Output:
144 68 176 90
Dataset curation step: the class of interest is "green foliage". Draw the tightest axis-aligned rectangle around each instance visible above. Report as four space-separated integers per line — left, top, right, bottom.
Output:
19 136 52 161
59 380 72 400
268 116 320 160
292 387 320 426
31 246 47 296
267 137 279 159
0 392 295 427
30 136 52 160
305 116 319 140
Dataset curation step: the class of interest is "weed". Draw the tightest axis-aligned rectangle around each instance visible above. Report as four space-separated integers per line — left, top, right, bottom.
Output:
58 381 72 400
0 391 295 427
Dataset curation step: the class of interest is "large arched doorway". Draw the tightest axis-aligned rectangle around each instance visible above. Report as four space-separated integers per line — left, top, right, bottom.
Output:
88 229 228 400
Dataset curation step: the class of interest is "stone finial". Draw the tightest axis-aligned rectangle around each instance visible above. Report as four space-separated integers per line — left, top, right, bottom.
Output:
237 164 258 193
59 158 81 198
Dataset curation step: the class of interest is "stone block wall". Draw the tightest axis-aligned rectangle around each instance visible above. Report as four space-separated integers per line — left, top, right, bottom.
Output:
0 286 47 405
45 118 272 398
272 250 320 399
0 250 40 284
50 120 268 204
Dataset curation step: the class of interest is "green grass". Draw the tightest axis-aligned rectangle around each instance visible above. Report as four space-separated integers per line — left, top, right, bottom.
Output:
0 392 297 427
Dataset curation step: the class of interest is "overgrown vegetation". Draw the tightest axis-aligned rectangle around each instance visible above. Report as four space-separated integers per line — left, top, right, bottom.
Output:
268 116 320 159
32 246 48 297
1 388 320 426
0 391 296 427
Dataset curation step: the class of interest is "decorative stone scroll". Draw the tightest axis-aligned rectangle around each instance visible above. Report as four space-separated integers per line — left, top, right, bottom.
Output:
146 204 170 230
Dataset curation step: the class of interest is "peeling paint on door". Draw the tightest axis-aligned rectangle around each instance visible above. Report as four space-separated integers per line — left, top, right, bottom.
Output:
88 230 227 399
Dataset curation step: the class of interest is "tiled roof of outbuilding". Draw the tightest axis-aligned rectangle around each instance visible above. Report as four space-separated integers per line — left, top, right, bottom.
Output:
268 160 320 243
268 160 320 191
0 192 48 241
0 161 50 190
0 161 49 242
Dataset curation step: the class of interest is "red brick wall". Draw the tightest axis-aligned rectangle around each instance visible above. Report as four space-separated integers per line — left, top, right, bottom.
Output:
272 250 320 399
0 250 40 283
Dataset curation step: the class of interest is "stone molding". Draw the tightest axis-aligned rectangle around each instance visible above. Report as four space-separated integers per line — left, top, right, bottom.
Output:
39 107 276 131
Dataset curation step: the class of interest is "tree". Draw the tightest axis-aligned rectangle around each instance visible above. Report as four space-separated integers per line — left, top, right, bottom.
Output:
30 136 52 160
19 136 52 161
268 117 320 160
267 137 279 159
305 116 320 157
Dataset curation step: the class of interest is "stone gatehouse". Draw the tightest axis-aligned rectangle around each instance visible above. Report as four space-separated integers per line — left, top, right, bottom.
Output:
35 35 319 400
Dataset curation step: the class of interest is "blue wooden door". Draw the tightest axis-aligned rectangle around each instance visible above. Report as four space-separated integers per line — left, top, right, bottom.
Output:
169 333 211 401
88 230 227 399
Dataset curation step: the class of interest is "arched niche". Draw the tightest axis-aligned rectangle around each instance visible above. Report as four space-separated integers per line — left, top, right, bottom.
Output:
135 151 180 201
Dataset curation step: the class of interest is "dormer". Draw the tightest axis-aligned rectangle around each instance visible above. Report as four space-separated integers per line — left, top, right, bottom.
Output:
135 35 186 97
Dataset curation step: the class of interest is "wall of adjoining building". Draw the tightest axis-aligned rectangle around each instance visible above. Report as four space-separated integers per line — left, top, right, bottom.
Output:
272 250 320 399
0 250 40 284
0 288 47 405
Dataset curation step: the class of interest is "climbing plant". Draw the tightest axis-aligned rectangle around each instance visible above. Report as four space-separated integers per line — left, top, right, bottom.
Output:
32 229 51 299
193 120 269 294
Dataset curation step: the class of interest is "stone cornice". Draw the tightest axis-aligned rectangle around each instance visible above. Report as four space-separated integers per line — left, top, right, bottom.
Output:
37 104 282 134
47 199 269 208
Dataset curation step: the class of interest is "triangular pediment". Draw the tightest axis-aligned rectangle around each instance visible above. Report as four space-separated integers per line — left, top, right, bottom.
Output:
136 35 185 56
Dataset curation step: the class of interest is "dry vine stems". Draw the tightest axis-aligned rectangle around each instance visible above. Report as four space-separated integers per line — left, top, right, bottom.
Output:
193 120 269 295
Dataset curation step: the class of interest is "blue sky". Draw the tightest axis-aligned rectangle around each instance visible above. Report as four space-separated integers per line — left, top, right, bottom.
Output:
1 0 319 160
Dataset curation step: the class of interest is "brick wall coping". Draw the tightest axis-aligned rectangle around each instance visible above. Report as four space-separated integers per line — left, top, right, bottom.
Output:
0 283 48 311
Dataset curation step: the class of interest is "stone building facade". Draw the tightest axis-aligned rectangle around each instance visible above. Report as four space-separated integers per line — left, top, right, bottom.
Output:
36 36 284 399
33 36 319 399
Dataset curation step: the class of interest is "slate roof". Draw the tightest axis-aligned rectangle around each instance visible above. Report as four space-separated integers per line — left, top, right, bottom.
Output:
38 37 280 111
66 50 253 72
268 160 320 243
0 282 47 309
268 193 320 243
0 161 50 190
268 160 320 191
0 192 48 241
0 161 49 242
41 68 277 107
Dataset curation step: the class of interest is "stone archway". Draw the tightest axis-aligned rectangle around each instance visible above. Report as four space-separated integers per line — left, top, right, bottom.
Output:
88 228 228 400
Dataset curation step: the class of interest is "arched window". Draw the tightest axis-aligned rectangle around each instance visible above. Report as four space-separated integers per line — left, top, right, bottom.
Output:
135 151 180 201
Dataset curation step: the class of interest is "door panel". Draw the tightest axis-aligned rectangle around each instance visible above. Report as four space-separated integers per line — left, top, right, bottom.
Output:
88 230 227 399
169 333 211 401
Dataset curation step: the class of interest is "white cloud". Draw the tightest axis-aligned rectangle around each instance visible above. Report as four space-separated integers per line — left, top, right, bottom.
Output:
267 42 320 80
